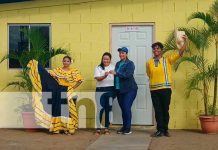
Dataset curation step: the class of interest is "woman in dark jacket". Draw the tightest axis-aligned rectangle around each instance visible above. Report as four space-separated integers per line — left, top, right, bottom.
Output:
109 47 138 135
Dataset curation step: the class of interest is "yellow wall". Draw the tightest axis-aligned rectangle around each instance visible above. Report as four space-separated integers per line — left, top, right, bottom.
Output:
0 0 216 129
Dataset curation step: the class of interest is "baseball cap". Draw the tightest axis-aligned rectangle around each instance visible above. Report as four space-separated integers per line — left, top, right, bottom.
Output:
117 47 128 53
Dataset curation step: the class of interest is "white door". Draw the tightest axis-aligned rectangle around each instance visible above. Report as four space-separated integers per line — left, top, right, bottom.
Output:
111 25 153 125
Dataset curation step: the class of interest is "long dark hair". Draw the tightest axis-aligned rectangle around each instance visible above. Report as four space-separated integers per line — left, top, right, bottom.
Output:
63 56 72 62
99 52 112 70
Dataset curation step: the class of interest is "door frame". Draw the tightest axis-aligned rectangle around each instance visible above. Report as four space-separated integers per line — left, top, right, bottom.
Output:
109 22 156 125
109 22 156 53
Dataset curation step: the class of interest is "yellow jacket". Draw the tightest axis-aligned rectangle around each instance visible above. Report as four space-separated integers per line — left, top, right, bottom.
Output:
146 53 181 91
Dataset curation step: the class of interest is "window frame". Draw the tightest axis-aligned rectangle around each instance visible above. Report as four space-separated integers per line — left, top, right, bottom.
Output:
7 23 52 70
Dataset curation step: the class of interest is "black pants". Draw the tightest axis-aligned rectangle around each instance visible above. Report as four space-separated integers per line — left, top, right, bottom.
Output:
95 86 116 129
151 88 172 132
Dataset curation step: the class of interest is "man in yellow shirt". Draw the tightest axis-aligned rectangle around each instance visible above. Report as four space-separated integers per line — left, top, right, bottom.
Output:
146 41 186 137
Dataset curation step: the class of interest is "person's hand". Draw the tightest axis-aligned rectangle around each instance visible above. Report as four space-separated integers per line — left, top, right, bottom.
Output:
182 35 188 42
109 70 116 75
104 71 109 77
178 35 188 56
181 35 188 50
178 35 188 51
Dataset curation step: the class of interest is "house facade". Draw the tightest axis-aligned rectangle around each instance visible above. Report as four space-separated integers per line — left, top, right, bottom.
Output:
0 0 216 129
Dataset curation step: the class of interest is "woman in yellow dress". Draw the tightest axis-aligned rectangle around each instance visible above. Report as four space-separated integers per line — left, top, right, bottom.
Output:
27 56 83 135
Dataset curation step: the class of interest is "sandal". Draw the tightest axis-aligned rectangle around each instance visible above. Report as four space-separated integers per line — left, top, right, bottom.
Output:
64 130 74 135
95 129 101 136
51 131 59 134
103 128 110 135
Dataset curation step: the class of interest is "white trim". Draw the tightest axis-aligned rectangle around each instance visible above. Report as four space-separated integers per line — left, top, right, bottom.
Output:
7 23 51 70
163 57 169 84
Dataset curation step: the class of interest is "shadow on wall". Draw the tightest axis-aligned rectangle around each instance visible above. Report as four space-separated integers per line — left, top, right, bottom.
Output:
76 98 95 128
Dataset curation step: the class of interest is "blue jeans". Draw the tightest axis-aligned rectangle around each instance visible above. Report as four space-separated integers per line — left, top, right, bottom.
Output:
117 89 137 130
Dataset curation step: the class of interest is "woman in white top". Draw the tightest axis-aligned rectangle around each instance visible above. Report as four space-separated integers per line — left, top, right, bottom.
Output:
94 52 116 135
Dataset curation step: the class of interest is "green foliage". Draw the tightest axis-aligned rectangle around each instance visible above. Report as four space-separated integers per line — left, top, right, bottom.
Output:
188 12 216 28
185 64 217 97
0 28 69 92
0 28 70 112
165 1 218 116
174 55 206 72
208 104 218 115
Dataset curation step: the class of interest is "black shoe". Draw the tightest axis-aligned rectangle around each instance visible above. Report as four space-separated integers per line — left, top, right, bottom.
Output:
122 128 132 135
152 131 164 137
117 127 125 134
164 131 171 137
